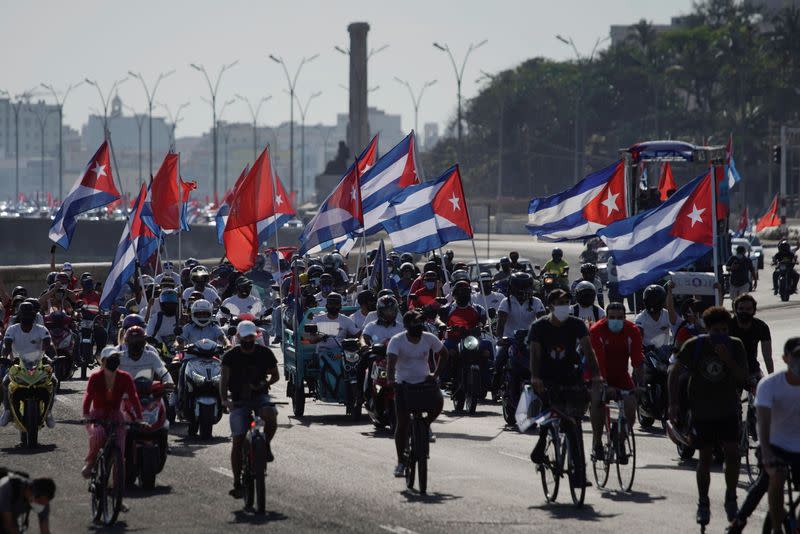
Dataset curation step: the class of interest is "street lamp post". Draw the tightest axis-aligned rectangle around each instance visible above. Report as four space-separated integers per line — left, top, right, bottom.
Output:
28 101 54 208
477 70 506 199
294 91 322 204
128 70 175 175
432 39 487 160
235 94 272 162
555 34 609 181
158 101 189 147
334 43 389 61
269 53 318 199
393 77 437 138
1 88 35 204
84 77 129 137
123 104 146 184
216 98 235 192
41 81 82 201
189 61 238 198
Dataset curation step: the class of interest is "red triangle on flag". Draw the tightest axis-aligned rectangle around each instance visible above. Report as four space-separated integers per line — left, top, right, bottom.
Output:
671 174 713 246
432 165 473 238
583 161 627 225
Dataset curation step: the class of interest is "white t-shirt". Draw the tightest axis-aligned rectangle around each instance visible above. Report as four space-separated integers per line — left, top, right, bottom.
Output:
362 320 405 345
634 309 676 348
313 293 328 309
498 296 545 336
387 331 444 384
4 323 51 354
473 290 505 311
119 344 173 384
145 312 179 343
755 371 800 453
182 286 220 306
220 295 262 317
310 313 360 351
180 323 226 345
351 309 370 330
572 304 606 325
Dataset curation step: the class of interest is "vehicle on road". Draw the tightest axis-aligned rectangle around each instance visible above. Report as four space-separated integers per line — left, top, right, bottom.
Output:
776 259 795 302
399 381 439 495
592 388 636 492
363 343 396 432
88 420 127 526
124 372 168 489
7 349 54 448
178 339 223 439
240 409 270 514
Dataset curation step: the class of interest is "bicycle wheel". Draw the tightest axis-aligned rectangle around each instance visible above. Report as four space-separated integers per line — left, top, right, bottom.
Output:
414 419 428 494
616 418 636 492
538 425 561 503
565 431 586 508
90 452 105 523
592 419 610 489
102 447 123 526
242 440 254 510
404 433 416 491
252 435 267 514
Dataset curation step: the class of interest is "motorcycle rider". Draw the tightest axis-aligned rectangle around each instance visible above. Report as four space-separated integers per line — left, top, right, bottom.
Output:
408 271 440 310
74 274 101 307
571 281 606 325
220 277 262 318
387 309 448 477
145 289 181 350
362 296 404 346
119 326 174 388
0 302 56 429
668 306 748 527
570 263 605 308
529 289 603 488
220 320 280 498
82 346 143 478
306 293 360 352
542 248 569 289
634 284 678 349
180 300 228 347
352 290 377 330
314 273 335 309
509 251 523 272
673 298 705 350
441 281 491 382
155 261 181 287
39 272 79 314
397 262 417 301
474 272 505 311
181 266 220 308
0 473 56 534
180 258 199 290
771 239 798 295
492 257 513 283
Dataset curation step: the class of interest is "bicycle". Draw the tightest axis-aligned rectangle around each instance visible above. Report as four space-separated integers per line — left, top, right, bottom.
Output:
87 419 130 526
535 385 589 508
592 387 636 492
238 405 274 514
762 463 799 533
399 381 440 495
740 384 760 485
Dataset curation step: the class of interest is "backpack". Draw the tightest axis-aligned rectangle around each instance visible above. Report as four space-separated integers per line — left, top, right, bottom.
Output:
729 258 748 287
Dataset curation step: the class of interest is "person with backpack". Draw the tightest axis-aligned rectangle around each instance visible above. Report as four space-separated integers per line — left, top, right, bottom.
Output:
0 470 56 534
571 281 606 326
727 245 757 303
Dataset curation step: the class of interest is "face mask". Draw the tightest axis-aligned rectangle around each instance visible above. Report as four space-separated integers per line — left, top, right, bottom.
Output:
30 502 45 514
241 340 256 351
326 305 341 316
20 316 34 327
552 305 571 322
407 324 424 337
736 311 753 323
105 356 120 372
128 340 145 358
577 294 595 307
646 306 660 314
424 281 436 290
455 294 470 306
608 319 624 333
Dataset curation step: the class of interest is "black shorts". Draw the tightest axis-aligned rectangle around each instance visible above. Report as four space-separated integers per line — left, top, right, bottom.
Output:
394 381 443 419
690 417 739 448
773 445 800 471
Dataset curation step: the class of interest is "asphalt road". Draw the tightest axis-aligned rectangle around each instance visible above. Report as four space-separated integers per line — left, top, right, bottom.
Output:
3 302 797 534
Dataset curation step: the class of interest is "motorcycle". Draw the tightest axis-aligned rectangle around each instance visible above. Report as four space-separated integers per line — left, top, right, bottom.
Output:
221 306 272 347
150 335 179 424
6 350 54 448
178 339 223 439
363 344 395 431
448 326 487 415
776 260 795 302
76 304 104 379
638 344 672 429
44 311 76 385
499 329 530 426
124 371 168 489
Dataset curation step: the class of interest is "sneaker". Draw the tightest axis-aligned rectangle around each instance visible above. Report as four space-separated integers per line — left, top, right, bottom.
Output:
271 337 282 345
725 517 746 534
393 463 405 478
265 444 274 463
428 428 436 443
228 484 243 499
46 414 56 429
592 443 604 462
0 410 10 427
724 495 738 523
696 501 710 526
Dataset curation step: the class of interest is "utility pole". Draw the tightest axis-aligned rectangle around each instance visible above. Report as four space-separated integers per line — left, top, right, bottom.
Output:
216 99 236 192
294 91 321 205
84 77 129 138
124 104 146 185
28 100 54 208
159 101 189 148
477 70 506 200
236 94 272 162
393 77 437 138
41 81 82 201
128 70 175 175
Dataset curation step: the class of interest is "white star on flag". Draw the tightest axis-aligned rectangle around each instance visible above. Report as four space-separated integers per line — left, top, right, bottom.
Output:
601 190 620 216
448 192 461 211
91 162 107 179
687 203 705 227
275 194 283 206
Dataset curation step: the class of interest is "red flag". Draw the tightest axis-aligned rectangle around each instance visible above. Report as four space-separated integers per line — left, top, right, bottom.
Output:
180 177 197 203
737 206 749 234
658 162 677 201
755 195 781 232
151 153 181 230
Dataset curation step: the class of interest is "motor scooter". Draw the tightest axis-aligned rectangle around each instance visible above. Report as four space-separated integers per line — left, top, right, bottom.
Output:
179 339 223 439
45 311 75 385
124 371 168 489
363 344 395 431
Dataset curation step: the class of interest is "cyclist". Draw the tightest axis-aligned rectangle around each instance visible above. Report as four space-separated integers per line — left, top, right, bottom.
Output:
589 302 643 458
668 306 748 527
542 248 569 288
728 294 773 379
634 284 678 349
529 289 603 488
82 346 143 478
0 472 56 534
727 337 800 534
387 310 448 477
362 296 404 346
570 281 606 325
220 321 280 498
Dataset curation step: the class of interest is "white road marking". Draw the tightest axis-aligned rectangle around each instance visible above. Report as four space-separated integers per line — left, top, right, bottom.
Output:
379 525 419 534
498 450 529 462
210 466 233 478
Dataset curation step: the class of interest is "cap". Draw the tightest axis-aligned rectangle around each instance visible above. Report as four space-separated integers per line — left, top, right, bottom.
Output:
99 345 122 360
237 320 259 338
62 262 73 272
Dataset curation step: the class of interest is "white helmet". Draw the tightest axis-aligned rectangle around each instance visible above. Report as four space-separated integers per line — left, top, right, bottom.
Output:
237 320 258 338
190 299 213 327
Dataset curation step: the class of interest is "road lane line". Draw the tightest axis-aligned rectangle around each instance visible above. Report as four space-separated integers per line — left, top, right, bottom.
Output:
210 467 233 478
498 450 529 462
379 525 419 534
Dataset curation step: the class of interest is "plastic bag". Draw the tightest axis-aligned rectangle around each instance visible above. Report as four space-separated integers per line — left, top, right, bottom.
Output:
515 384 541 433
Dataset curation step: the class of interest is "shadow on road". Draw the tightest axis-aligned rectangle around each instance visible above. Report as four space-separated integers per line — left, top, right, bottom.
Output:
230 509 288 524
443 410 498 419
528 502 618 521
1 443 57 455
290 414 370 428
88 520 141 533
57 387 83 395
434 430 503 442
400 489 461 504
599 489 666 504
125 485 173 499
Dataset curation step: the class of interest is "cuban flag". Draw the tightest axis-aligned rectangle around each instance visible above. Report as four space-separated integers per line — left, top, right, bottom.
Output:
381 165 473 254
298 135 378 255
725 135 742 189
598 170 724 296
526 160 627 241
49 141 120 249
256 173 295 243
99 183 159 310
215 165 249 244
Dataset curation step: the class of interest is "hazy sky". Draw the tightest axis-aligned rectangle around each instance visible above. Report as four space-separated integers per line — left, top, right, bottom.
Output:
2 0 695 139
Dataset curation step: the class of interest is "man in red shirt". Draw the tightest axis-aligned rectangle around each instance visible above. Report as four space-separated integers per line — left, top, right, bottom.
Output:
589 302 644 456
408 271 440 310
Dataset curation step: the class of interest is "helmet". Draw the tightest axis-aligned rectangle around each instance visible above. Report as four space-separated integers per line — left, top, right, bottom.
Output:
499 257 511 268
235 277 252 295
552 248 563 260
124 325 146 343
236 320 259 338
160 277 176 289
46 272 58 286
376 295 398 321
509 272 533 293
479 271 493 283
24 297 41 313
399 262 416 275
254 254 267 270
62 261 73 273
357 290 375 306
184 258 199 269
643 284 667 311
80 272 93 282
307 264 324 280
319 273 334 288
11 286 27 298
451 269 469 283
377 289 394 299
140 275 155 289
779 240 791 254
162 261 174 271
56 272 70 286
190 299 213 327
423 270 438 281
122 314 146 330
574 281 597 306
191 265 210 284
17 301 35 322
452 281 471 303
326 292 343 307
291 258 306 271
159 289 179 304
322 254 335 269
331 252 344 269
580 263 598 280
400 253 414 264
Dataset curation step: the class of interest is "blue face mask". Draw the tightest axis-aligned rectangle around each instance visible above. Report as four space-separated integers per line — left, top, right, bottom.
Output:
424 281 436 290
608 319 624 333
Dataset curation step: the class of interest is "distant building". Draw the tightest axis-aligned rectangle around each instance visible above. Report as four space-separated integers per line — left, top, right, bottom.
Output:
423 122 439 151
609 17 688 47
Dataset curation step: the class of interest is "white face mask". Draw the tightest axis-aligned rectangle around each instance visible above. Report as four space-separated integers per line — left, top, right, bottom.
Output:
552 305 571 322
30 501 45 514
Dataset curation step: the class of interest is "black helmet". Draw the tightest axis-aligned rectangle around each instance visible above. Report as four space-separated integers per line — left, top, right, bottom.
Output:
357 290 376 306
11 286 27 298
235 277 252 292
190 265 210 284
643 284 667 311
509 272 533 293
322 254 335 268
779 240 791 254
574 281 597 307
326 292 343 307
319 273 334 286
552 248 563 260
122 314 146 330
17 301 35 322
307 264 324 279
580 263 598 280
376 295 398 321
400 252 414 264
46 271 58 286
24 297 41 313
499 257 511 267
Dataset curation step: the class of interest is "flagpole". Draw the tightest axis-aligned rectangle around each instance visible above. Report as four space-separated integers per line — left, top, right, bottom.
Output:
711 163 721 307
177 151 183 271
267 145 282 256
352 236 363 301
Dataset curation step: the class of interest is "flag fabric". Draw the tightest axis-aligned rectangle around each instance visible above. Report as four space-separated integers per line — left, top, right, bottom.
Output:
658 162 677 201
179 177 197 231
639 163 648 191
99 183 159 310
215 165 249 245
598 172 715 296
49 141 120 249
726 135 742 189
381 165 473 254
150 152 181 232
256 173 295 243
737 206 749 235
755 195 781 232
367 240 391 292
526 159 627 241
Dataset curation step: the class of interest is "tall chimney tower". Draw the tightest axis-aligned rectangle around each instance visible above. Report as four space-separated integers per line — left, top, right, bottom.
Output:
347 22 370 155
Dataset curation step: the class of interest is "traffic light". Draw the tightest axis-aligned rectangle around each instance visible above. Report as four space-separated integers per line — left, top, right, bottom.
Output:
773 145 782 164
